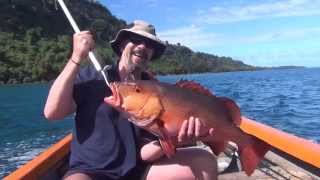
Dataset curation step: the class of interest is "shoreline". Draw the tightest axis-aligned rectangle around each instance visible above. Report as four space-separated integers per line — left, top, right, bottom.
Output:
0 66 315 85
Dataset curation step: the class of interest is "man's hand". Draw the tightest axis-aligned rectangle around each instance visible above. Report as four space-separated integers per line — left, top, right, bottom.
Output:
70 31 95 63
177 116 214 146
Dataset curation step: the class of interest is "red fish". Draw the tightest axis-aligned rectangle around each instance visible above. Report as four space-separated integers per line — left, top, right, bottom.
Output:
104 80 270 176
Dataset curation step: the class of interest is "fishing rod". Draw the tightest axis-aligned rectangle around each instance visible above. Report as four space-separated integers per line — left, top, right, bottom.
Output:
56 0 110 87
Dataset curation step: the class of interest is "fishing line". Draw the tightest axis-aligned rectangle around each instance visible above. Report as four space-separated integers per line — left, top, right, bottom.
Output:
56 0 110 87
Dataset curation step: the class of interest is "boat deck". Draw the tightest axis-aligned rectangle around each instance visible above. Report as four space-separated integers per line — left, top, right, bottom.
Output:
216 145 319 180
4 143 319 180
37 145 320 180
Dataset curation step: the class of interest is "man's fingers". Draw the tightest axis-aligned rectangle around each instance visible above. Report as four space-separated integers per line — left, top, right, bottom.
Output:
78 30 91 34
90 43 95 51
195 117 202 138
178 117 214 144
74 31 91 38
178 120 188 142
200 128 215 141
71 31 95 61
81 34 93 41
74 31 93 39
187 116 195 137
74 33 95 49
209 128 214 136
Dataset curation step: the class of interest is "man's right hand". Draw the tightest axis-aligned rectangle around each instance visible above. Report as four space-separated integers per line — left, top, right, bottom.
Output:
70 31 95 64
44 31 94 120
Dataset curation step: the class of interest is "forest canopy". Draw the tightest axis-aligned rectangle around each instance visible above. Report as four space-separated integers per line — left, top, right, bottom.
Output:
0 0 257 84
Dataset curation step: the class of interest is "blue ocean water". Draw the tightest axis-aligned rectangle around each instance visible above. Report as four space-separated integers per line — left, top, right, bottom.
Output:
1 68 320 177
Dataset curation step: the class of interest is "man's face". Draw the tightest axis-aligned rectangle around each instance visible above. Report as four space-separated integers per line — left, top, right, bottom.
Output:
120 35 155 71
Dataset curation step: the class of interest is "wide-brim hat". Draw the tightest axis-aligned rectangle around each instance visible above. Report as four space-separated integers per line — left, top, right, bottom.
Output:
110 20 166 60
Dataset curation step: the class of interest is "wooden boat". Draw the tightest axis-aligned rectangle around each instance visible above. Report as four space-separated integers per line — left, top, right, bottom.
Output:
4 117 320 180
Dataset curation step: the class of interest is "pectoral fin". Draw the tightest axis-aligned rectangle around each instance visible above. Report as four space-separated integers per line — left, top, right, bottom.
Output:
159 138 176 158
158 126 176 158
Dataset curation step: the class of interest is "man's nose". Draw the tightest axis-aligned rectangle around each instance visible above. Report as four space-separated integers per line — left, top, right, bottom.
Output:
137 41 148 48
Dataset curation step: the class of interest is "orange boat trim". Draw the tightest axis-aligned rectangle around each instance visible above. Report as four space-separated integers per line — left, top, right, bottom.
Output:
4 134 72 180
240 116 320 168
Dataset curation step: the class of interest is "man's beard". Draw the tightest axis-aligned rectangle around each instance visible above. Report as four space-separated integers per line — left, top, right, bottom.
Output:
123 49 149 81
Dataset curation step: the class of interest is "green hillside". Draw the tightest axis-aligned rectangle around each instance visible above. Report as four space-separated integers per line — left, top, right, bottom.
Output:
0 0 257 84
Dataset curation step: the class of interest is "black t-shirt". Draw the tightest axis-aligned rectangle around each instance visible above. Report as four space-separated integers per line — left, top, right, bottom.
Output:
69 64 156 179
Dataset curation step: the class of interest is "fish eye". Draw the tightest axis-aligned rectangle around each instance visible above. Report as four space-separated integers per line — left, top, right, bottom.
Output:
135 87 141 93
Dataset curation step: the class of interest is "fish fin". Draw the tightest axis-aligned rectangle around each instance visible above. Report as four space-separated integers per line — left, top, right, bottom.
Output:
158 126 176 158
159 138 176 158
175 80 214 97
153 120 176 158
238 136 270 176
206 141 227 156
218 97 242 126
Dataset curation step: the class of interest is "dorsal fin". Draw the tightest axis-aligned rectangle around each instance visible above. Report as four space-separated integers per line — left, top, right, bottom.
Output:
175 79 214 97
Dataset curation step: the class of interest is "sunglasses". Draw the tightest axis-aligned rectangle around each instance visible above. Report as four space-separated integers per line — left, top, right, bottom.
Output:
129 35 155 49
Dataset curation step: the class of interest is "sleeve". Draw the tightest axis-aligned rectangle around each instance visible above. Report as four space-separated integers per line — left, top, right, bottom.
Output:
141 70 158 81
73 65 101 106
139 128 158 144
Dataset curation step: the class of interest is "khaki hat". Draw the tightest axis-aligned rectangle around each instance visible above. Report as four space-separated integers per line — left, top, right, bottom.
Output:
110 20 166 60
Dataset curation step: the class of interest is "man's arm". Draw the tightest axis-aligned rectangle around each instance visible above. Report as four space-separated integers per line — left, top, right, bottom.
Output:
43 60 79 120
44 31 94 120
140 140 164 162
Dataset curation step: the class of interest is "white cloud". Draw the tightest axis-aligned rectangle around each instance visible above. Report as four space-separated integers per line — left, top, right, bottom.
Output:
195 0 320 24
237 27 320 43
143 0 159 8
159 25 320 50
107 2 126 10
235 49 320 67
159 24 320 67
158 25 221 48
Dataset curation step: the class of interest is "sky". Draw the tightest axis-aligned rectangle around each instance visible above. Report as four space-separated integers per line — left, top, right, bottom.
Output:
99 0 320 67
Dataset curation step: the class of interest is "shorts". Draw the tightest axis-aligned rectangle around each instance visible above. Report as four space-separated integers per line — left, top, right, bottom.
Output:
63 165 150 180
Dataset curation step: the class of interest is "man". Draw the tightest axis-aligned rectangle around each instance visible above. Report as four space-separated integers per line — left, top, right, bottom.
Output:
44 20 217 180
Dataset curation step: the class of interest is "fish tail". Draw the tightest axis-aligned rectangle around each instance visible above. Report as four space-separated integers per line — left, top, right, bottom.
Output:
238 136 270 176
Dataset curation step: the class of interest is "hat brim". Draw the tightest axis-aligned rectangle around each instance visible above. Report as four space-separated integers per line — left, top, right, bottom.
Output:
110 30 166 60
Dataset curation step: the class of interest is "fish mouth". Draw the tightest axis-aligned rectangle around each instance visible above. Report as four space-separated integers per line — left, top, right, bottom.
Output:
104 83 121 107
128 117 157 128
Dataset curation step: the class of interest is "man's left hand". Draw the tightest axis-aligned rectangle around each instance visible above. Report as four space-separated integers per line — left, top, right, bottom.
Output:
177 116 214 146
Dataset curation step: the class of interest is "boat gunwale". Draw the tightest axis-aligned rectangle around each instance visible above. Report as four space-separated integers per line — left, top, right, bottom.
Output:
240 117 320 169
4 117 320 179
3 134 72 180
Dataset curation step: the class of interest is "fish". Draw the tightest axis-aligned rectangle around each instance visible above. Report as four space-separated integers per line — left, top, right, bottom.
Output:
104 80 270 176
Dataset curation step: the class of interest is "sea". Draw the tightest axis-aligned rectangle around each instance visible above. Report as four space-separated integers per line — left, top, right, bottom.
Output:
1 67 320 178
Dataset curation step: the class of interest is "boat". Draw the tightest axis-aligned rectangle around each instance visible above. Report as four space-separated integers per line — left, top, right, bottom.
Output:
4 117 320 180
